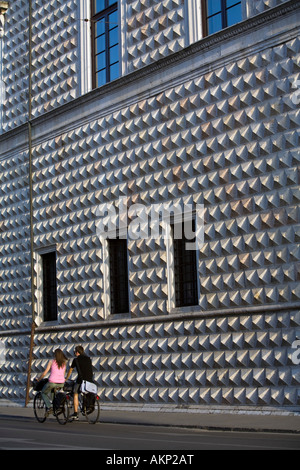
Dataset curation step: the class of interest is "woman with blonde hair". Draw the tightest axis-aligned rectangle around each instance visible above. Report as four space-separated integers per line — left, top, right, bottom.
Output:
37 349 68 412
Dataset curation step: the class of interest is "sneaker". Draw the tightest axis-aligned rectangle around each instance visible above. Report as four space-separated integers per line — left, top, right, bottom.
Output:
71 413 79 421
46 407 53 416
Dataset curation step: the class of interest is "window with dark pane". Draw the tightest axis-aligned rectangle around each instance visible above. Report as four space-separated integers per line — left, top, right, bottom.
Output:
91 0 119 88
203 0 242 36
42 251 58 322
109 238 129 314
172 220 199 308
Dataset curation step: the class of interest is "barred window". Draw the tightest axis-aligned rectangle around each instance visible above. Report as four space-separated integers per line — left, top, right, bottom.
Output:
41 251 58 322
172 221 199 308
108 238 129 314
91 0 119 88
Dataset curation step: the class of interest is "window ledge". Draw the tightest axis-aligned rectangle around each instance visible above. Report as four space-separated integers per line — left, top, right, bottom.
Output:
169 305 202 316
29 301 300 334
106 312 131 321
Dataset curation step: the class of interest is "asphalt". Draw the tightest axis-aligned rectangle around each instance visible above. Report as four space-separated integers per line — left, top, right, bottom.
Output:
0 403 300 434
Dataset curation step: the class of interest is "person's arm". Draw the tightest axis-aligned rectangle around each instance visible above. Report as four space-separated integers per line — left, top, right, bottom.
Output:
37 360 52 381
66 367 74 380
64 361 68 379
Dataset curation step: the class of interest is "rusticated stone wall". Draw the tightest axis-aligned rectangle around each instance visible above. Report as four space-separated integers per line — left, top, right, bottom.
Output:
0 0 299 409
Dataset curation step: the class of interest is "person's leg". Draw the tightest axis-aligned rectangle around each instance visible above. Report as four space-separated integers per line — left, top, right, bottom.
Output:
41 382 63 410
41 382 52 409
74 393 78 413
71 384 80 419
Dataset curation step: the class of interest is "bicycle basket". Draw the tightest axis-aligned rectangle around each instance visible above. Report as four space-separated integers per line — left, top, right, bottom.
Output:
63 380 74 393
32 378 48 392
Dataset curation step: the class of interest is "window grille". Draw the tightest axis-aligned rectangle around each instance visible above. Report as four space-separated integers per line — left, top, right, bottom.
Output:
108 238 129 314
172 221 199 308
41 251 58 322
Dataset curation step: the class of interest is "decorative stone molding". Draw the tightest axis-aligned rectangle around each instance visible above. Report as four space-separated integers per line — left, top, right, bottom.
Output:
79 0 92 96
186 0 203 45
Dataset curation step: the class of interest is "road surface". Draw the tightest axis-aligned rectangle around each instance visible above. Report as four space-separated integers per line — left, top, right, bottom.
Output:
0 415 299 452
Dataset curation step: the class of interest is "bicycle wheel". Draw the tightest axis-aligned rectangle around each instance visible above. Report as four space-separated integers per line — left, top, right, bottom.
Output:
54 394 70 425
83 394 100 424
33 392 47 423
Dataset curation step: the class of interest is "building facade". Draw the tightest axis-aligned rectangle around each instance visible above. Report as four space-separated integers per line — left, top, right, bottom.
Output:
0 0 300 411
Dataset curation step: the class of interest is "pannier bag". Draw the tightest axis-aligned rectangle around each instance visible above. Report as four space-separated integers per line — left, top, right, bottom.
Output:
83 392 96 414
53 391 66 413
81 380 97 395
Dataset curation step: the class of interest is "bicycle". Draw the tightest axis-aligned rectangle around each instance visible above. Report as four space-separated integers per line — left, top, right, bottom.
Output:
64 380 100 424
32 379 70 425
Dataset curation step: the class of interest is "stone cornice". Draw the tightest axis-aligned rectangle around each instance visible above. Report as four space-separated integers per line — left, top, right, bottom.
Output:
0 301 300 337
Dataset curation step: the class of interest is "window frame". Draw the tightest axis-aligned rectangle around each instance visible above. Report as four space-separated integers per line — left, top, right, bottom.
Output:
172 219 199 309
202 0 242 37
35 248 58 324
41 251 58 322
91 0 119 89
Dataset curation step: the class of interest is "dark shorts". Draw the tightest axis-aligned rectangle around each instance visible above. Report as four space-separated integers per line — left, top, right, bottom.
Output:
74 383 81 394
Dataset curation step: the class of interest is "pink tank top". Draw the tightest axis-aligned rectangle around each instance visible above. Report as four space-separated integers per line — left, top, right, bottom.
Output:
49 360 66 384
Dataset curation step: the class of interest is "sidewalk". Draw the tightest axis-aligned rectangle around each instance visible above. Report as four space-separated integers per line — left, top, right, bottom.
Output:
1 403 300 434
